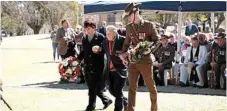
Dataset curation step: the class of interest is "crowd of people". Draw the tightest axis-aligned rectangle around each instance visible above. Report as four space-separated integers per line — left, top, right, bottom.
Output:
50 19 226 89
48 2 226 111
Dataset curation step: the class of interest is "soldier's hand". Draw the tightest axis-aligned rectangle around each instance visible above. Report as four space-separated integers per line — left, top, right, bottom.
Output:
131 49 137 55
119 54 128 65
143 48 151 55
63 36 68 41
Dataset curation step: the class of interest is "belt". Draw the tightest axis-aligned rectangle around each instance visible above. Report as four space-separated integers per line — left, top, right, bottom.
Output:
110 69 116 72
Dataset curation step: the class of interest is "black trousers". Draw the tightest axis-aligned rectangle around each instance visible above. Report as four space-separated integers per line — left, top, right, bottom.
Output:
153 65 171 86
85 70 110 108
215 63 226 87
201 63 226 87
201 62 211 85
108 70 128 111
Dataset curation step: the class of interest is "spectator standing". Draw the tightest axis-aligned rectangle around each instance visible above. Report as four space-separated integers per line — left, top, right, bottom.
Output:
117 22 126 36
99 21 107 36
50 25 60 61
56 20 76 59
185 19 199 36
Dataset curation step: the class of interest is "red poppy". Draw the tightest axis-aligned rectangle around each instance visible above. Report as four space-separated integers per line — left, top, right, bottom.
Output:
136 48 139 52
58 64 65 73
75 67 80 75
61 73 67 78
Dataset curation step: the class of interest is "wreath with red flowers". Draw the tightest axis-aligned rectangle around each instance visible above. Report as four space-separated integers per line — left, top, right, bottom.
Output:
58 56 81 82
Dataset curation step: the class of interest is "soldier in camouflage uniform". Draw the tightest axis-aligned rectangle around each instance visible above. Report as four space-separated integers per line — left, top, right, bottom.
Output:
201 33 226 89
153 35 175 86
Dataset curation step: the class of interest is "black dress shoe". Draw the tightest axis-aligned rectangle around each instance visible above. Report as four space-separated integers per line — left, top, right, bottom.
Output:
203 83 208 88
196 85 203 89
215 85 221 89
103 100 112 109
193 84 197 87
179 81 186 87
85 106 95 111
222 83 226 90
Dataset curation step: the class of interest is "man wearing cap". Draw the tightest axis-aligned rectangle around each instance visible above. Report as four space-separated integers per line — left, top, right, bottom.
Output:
153 35 175 86
120 2 159 111
200 33 226 89
179 37 207 87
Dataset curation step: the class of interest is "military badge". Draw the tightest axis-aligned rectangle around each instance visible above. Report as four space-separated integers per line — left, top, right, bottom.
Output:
139 33 145 40
164 51 170 56
219 51 225 55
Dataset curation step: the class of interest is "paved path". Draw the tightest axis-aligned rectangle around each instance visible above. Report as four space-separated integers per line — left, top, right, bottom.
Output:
0 35 226 111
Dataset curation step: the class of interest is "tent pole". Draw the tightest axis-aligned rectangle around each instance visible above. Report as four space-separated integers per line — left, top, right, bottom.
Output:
211 12 215 34
79 3 85 26
225 1 227 79
176 5 182 63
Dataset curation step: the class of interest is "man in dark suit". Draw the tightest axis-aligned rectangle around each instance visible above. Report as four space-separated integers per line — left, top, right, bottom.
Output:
103 25 128 111
56 20 76 59
185 19 199 36
117 22 126 36
99 21 107 36
78 19 112 111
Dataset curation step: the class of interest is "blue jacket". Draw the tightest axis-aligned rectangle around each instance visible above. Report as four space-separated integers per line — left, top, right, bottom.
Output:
99 27 106 36
185 25 199 36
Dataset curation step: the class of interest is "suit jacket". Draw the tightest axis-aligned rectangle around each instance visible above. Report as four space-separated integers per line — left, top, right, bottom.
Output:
99 27 106 36
78 32 105 73
117 29 126 36
56 27 76 55
103 35 127 78
185 24 199 36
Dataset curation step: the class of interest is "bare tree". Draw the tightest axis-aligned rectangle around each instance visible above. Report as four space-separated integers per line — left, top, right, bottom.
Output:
1 1 26 35
2 1 47 34
45 1 70 30
23 1 48 34
1 1 79 35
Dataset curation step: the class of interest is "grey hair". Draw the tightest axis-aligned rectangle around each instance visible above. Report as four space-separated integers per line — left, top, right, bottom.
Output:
106 25 118 34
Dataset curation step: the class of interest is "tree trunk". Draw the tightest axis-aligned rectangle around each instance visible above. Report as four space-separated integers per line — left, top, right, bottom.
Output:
50 23 54 31
215 18 225 33
27 22 42 34
33 28 40 34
